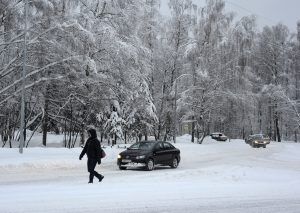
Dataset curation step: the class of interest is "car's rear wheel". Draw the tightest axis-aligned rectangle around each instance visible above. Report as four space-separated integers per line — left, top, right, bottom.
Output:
119 165 127 170
145 159 154 171
263 145 266 148
170 157 178 168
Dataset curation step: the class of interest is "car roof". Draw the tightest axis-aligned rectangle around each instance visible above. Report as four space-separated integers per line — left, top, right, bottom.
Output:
138 141 160 143
137 141 158 143
138 140 171 144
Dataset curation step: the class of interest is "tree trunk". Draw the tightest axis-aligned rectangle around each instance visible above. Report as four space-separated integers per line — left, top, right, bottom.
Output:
191 120 195 143
101 132 104 143
199 134 206 144
157 123 161 140
275 111 281 142
268 99 273 140
72 131 79 148
64 118 67 147
163 132 167 142
42 97 49 147
68 128 72 148
80 128 85 146
258 102 262 133
114 133 117 145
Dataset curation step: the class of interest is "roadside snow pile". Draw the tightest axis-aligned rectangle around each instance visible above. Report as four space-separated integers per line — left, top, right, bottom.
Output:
29 133 65 147
2 131 66 148
0 148 81 170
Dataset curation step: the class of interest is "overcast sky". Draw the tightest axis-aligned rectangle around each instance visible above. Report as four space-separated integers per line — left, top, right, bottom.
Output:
160 0 300 32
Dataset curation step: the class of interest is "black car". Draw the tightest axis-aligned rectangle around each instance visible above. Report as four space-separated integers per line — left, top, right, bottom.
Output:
117 141 181 171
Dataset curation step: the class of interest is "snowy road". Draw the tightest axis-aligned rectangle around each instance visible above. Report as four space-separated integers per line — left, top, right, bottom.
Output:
1 137 300 213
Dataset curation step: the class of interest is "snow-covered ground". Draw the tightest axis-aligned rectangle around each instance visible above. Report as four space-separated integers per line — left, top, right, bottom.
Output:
1 135 300 213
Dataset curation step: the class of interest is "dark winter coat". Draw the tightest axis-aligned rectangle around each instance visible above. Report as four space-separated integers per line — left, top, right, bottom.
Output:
79 129 102 164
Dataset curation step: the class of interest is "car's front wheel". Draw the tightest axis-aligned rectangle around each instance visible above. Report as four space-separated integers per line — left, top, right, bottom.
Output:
145 159 154 171
170 157 178 168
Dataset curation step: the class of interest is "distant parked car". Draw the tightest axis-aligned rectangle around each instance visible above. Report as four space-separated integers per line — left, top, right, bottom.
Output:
245 134 270 148
117 141 181 171
210 132 228 141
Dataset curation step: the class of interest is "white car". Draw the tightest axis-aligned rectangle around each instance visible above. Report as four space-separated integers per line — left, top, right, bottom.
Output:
210 133 228 141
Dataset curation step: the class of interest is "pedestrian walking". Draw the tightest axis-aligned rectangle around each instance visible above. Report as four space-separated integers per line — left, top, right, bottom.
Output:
79 128 104 183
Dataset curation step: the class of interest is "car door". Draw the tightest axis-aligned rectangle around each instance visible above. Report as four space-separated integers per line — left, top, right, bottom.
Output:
153 142 164 164
162 142 175 163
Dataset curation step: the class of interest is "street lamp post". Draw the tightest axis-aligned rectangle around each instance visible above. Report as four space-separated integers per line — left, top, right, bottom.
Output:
19 0 28 154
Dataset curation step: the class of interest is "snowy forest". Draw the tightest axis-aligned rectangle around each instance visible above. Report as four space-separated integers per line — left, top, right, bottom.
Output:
0 0 300 148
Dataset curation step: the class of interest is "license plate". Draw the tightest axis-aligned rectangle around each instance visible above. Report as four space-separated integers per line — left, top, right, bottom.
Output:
122 159 131 163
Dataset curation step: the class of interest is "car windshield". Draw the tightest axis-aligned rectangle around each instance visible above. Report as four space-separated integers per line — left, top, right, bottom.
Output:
128 142 154 150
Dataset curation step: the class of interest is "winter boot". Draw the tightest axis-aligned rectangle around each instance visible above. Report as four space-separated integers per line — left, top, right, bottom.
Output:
98 175 104 182
89 173 94 183
95 172 104 182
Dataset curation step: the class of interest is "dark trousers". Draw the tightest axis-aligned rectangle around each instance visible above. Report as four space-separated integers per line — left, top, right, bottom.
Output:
87 158 101 182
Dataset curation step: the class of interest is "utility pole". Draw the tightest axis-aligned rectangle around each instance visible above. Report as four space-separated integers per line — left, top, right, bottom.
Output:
19 0 28 154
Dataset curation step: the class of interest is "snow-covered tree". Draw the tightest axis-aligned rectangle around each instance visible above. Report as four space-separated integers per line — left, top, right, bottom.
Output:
179 0 235 142
1 0 300 148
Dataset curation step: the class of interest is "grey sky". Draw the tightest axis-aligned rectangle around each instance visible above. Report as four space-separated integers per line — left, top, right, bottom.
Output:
160 0 300 32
